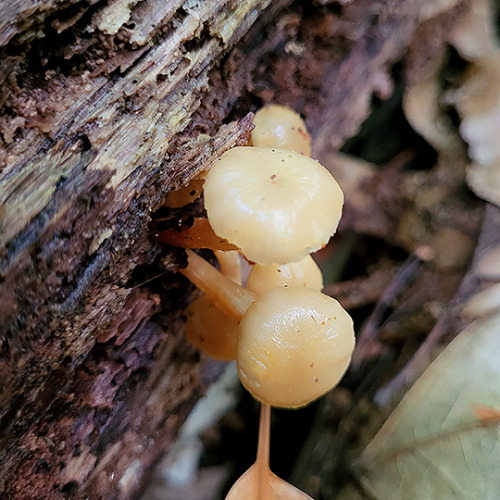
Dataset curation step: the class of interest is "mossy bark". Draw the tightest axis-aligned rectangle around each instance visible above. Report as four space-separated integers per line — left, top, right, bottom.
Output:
0 0 466 498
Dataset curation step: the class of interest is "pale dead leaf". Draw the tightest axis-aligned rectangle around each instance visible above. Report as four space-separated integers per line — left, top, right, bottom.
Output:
340 312 500 500
465 160 500 208
449 0 499 60
461 282 500 320
319 151 375 212
475 244 500 279
418 0 462 22
456 57 500 162
403 73 458 153
448 0 500 208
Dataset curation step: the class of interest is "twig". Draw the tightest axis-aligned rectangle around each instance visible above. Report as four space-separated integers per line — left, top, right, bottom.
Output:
373 305 451 407
351 245 434 369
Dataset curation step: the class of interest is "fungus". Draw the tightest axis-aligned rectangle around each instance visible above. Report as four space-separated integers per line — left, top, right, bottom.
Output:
251 104 312 156
163 172 206 208
184 249 242 360
156 216 238 251
158 106 350 494
180 250 255 324
204 146 344 265
225 403 312 500
185 295 239 360
246 254 323 296
180 250 355 409
214 249 242 284
237 286 355 409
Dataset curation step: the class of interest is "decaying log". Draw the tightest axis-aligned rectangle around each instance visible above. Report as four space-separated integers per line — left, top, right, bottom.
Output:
0 0 467 498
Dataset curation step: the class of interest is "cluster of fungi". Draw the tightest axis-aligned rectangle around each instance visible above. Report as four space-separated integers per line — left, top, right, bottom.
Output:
160 105 355 499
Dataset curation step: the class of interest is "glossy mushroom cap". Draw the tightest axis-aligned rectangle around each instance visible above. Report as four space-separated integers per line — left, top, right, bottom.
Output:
204 147 344 265
185 295 239 361
251 105 312 156
237 286 355 408
246 255 323 296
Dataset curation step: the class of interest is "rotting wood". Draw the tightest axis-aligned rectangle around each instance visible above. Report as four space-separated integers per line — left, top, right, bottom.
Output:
0 0 469 498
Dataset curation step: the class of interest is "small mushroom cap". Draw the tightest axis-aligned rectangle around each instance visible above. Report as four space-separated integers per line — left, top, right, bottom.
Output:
185 294 239 360
204 147 344 265
251 105 312 156
237 287 355 408
246 255 323 296
163 172 206 208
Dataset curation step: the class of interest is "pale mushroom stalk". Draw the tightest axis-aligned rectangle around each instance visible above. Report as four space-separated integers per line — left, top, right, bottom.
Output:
225 403 313 500
256 403 271 476
183 250 243 360
180 249 254 323
215 250 242 284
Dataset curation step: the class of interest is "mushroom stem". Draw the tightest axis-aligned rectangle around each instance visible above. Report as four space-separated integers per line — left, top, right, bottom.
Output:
256 403 271 471
215 250 242 284
180 249 255 323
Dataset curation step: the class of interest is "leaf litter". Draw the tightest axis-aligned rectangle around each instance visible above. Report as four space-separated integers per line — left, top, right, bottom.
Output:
335 2 500 498
342 311 500 500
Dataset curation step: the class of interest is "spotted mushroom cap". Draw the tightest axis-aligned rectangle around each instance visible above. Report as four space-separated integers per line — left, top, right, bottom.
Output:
204 146 344 265
246 255 323 296
237 286 355 408
251 105 312 156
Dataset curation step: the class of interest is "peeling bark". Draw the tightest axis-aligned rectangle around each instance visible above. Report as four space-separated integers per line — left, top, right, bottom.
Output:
0 0 467 498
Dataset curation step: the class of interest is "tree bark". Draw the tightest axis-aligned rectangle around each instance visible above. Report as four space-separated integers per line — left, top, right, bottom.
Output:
0 0 467 498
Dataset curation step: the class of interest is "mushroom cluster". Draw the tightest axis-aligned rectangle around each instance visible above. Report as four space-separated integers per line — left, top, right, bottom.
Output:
160 105 355 498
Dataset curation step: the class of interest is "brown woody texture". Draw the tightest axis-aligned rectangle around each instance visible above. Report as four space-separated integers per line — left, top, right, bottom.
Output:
0 0 466 498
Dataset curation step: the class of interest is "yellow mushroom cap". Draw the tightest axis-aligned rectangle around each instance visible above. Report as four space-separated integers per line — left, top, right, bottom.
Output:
204 147 344 265
246 255 323 296
237 287 355 408
185 294 239 361
251 105 312 156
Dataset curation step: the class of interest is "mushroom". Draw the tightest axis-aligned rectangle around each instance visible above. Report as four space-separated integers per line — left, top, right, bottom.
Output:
237 286 354 409
246 254 323 296
179 250 255 324
180 250 355 409
214 249 242 284
204 146 344 265
155 216 238 251
225 403 312 500
163 171 207 208
251 104 312 156
184 249 242 360
185 294 239 360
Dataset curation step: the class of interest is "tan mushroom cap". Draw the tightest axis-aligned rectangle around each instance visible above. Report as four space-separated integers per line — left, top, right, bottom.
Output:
204 147 344 265
246 255 323 296
185 294 239 361
251 105 312 156
237 287 355 408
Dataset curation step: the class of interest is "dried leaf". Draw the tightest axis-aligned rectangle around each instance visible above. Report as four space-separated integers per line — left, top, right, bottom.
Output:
461 282 500 320
341 312 500 499
449 0 499 60
465 160 500 208
403 73 458 152
449 0 500 207
475 244 500 279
